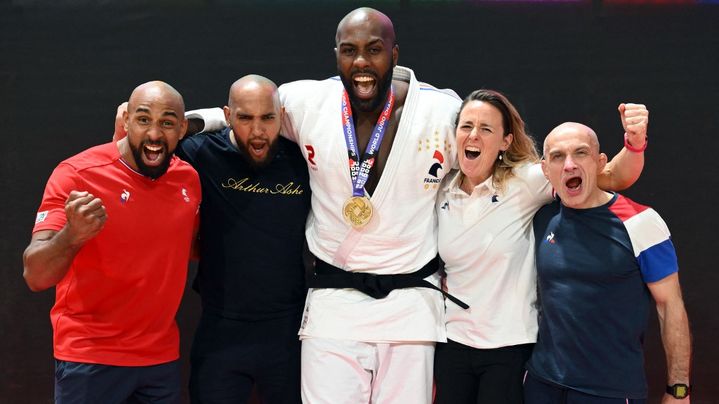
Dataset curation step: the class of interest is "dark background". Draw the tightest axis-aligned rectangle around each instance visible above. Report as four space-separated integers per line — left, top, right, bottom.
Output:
1 0 717 402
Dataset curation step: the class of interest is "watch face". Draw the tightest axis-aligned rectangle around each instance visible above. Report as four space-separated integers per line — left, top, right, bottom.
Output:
669 384 690 398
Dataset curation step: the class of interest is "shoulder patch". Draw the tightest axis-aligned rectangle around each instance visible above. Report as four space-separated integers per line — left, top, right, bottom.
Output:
35 211 48 224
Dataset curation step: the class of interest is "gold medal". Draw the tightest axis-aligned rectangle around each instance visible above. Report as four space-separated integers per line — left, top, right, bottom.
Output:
343 196 373 228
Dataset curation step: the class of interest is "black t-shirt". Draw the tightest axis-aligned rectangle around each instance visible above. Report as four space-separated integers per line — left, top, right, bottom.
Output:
177 129 311 320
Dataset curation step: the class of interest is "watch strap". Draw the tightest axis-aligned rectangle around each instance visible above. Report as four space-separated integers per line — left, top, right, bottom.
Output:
666 383 691 398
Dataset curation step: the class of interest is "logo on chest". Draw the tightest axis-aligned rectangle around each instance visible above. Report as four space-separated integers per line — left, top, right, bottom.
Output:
422 150 444 190
304 145 318 171
419 131 452 190
221 177 304 196
120 189 130 204
546 232 556 244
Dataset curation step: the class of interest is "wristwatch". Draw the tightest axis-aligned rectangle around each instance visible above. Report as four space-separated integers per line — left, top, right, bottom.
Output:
666 383 691 399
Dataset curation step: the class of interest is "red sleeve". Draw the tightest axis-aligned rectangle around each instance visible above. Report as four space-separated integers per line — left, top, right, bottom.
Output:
190 172 202 261
32 163 83 233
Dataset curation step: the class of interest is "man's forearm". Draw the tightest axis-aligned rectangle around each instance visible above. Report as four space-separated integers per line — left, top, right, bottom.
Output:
658 299 692 385
600 102 648 191
599 147 644 191
23 229 83 292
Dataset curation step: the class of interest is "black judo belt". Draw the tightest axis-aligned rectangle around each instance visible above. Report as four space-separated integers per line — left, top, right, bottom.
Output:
308 256 469 309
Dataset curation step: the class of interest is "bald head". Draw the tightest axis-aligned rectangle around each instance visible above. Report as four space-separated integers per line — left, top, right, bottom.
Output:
224 74 283 167
128 81 185 116
541 121 610 209
334 8 398 113
228 74 280 111
336 7 396 46
121 81 187 179
544 122 600 157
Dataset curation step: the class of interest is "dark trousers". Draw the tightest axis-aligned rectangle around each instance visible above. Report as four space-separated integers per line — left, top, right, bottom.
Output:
523 372 647 404
189 310 302 404
54 359 181 404
434 339 533 404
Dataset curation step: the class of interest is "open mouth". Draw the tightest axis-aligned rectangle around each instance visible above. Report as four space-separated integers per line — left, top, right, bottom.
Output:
248 139 268 160
353 74 377 99
565 176 582 193
142 143 166 166
464 146 481 160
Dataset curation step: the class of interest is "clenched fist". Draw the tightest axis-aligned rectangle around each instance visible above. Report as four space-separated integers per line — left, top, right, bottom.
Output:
64 190 107 245
618 103 649 149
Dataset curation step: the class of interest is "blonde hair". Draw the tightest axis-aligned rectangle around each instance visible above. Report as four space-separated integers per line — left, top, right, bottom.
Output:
457 89 539 192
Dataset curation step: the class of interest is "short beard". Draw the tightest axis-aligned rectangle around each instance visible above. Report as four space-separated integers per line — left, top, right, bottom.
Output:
130 140 171 179
236 137 280 169
340 67 394 113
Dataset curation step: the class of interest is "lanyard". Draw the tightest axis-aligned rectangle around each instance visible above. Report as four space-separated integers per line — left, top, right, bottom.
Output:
340 87 395 197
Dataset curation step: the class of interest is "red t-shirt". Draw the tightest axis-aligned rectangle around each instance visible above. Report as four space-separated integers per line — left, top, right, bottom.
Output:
33 142 201 366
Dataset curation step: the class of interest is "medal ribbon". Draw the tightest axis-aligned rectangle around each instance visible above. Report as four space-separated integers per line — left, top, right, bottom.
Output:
341 87 395 197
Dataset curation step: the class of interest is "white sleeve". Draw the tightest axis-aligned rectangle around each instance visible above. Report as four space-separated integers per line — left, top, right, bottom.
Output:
185 107 226 133
278 84 299 143
525 163 554 205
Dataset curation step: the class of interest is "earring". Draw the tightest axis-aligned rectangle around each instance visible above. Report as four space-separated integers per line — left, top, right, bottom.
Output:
498 151 504 161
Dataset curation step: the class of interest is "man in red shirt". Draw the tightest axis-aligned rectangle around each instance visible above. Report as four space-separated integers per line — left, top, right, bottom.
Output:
23 81 201 404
